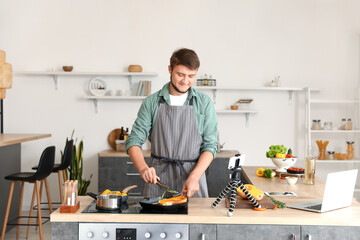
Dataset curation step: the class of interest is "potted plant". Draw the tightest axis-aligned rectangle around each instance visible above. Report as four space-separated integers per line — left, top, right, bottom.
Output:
62 130 92 195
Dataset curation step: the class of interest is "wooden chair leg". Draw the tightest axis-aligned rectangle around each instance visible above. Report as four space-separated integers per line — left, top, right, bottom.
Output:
1 181 15 240
26 184 36 239
16 182 25 240
62 169 67 182
44 178 53 214
35 180 43 240
34 180 44 231
58 170 64 204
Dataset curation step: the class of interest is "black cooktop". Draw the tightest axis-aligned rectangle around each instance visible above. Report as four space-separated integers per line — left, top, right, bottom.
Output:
82 200 188 215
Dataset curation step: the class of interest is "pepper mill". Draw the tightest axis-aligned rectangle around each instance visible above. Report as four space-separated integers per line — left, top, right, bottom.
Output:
316 140 329 160
346 141 354 160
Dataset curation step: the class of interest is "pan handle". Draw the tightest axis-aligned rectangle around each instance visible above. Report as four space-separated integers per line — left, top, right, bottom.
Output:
87 192 98 200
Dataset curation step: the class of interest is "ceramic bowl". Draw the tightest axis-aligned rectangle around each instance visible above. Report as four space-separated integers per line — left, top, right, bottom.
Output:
271 157 297 172
285 176 298 185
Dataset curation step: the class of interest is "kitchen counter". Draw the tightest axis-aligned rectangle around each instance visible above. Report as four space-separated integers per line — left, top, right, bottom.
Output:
98 149 239 158
51 166 360 226
0 133 51 147
1 133 51 234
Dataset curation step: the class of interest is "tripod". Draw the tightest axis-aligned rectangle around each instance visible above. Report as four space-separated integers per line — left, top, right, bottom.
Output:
211 156 261 216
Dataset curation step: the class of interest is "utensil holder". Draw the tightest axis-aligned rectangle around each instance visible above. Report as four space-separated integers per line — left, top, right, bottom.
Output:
60 201 80 213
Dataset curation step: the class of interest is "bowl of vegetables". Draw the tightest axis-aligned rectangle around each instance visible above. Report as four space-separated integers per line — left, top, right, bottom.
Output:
266 145 297 172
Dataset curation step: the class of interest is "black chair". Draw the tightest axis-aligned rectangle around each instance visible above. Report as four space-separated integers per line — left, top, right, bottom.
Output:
32 140 73 206
1 146 55 240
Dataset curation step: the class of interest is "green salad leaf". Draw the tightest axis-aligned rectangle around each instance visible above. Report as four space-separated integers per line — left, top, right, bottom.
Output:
266 145 288 158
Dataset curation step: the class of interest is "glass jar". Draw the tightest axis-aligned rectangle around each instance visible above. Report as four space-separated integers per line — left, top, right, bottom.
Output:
340 118 347 130
323 122 332 130
327 151 335 160
311 120 321 130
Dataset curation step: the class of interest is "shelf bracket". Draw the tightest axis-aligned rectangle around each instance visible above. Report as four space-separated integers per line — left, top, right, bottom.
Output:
245 113 250 127
53 75 58 90
288 90 293 105
93 99 99 113
128 75 133 92
213 89 217 104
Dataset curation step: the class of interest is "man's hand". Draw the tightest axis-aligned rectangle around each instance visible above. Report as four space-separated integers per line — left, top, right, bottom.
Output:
182 175 199 197
140 167 158 184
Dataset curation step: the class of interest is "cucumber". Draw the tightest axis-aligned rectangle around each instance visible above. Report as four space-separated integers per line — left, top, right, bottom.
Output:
287 148 293 155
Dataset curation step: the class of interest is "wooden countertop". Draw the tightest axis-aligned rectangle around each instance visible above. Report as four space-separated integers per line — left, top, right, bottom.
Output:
51 166 360 226
0 133 51 147
99 149 240 158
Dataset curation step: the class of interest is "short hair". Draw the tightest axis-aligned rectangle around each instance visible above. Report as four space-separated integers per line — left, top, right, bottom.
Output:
170 48 200 70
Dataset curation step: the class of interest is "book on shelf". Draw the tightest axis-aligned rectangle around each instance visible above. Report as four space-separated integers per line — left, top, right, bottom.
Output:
136 80 152 96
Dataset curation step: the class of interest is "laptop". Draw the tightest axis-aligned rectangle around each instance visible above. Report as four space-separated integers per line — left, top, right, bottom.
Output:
288 169 358 213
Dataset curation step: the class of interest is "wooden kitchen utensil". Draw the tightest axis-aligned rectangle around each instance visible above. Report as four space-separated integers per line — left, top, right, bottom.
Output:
225 195 275 209
108 128 127 150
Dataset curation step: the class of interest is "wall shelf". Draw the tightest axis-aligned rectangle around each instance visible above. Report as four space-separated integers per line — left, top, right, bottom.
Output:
310 99 360 103
83 95 146 113
15 71 158 90
216 110 258 127
194 86 320 104
310 130 360 133
316 159 360 163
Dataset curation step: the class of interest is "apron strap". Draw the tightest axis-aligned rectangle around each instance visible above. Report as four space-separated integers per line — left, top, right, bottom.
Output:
158 96 194 106
151 153 198 176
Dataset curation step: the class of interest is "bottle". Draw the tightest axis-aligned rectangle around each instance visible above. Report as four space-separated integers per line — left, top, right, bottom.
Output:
304 146 316 185
119 127 124 140
203 74 208 86
124 128 129 141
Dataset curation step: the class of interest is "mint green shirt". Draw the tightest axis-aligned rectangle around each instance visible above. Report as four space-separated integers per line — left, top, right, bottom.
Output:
126 82 218 158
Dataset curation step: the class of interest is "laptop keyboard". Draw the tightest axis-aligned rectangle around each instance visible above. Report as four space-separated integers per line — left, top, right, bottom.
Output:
305 204 322 210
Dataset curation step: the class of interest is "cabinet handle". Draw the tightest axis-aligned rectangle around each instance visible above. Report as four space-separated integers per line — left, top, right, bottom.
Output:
307 234 312 240
126 162 133 165
201 233 206 240
126 173 140 176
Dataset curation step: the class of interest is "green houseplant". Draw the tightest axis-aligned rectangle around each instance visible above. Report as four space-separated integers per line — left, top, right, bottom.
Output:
62 131 92 195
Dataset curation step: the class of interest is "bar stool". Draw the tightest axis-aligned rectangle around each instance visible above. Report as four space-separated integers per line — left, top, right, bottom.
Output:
1 146 55 240
33 140 73 206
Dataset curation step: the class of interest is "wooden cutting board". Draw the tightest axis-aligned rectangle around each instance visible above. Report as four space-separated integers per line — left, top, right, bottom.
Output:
225 195 275 209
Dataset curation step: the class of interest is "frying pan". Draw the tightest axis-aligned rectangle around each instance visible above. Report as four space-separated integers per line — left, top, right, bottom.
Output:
139 197 187 212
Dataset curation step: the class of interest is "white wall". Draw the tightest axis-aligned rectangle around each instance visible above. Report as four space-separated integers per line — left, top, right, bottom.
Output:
1 0 360 207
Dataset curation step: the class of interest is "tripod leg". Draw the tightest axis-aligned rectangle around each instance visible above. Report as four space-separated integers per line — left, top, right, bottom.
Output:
238 182 261 209
227 180 239 217
212 180 233 208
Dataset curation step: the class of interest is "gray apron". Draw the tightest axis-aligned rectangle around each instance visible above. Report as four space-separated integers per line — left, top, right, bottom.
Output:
143 96 209 198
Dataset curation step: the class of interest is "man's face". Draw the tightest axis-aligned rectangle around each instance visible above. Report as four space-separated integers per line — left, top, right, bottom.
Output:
168 64 198 95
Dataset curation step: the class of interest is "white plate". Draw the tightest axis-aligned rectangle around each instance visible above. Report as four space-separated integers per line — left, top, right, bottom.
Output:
89 77 107 96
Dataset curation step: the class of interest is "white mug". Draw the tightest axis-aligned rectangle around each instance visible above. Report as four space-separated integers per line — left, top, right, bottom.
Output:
119 90 127 96
109 89 117 96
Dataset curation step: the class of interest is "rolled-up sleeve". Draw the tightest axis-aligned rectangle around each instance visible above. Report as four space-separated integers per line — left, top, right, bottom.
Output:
125 98 153 153
198 95 218 158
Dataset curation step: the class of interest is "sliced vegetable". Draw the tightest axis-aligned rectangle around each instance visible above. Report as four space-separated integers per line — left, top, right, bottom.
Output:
286 154 294 158
253 207 266 211
158 196 187 206
237 184 264 201
256 167 265 177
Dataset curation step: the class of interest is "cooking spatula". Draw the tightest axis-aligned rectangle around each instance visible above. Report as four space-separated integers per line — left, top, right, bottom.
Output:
156 179 181 199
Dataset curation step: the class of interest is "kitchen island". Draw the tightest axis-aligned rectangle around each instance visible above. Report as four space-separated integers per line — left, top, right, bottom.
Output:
51 166 360 240
0 133 51 233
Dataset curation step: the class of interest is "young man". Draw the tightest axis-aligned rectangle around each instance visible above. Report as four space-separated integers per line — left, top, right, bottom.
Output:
126 48 218 198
